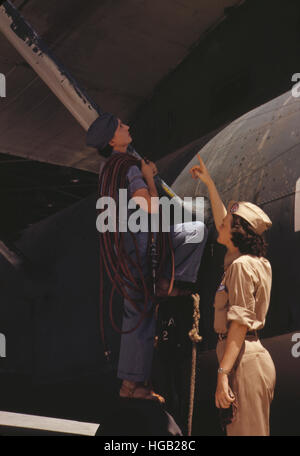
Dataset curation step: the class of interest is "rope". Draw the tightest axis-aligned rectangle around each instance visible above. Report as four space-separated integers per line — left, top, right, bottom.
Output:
187 293 202 436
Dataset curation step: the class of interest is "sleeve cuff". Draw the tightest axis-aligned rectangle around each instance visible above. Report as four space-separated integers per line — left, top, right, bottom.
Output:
128 177 148 196
227 305 256 329
126 166 148 197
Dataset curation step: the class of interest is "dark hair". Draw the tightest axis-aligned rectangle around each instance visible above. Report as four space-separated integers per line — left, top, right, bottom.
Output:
99 143 113 158
231 214 267 257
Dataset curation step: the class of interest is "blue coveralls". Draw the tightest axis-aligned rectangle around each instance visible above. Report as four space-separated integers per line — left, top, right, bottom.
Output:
114 152 208 382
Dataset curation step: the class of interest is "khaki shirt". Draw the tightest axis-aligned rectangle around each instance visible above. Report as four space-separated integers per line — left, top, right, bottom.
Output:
213 254 272 334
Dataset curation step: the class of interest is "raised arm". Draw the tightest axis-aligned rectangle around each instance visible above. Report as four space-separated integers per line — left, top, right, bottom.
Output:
190 154 227 232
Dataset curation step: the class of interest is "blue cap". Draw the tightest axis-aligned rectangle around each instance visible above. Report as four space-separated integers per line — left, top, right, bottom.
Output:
86 113 118 150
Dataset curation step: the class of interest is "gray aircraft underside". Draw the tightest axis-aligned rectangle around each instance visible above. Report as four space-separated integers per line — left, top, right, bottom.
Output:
173 88 300 333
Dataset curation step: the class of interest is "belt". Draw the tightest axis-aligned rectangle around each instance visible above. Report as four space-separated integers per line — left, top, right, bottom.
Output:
218 330 258 341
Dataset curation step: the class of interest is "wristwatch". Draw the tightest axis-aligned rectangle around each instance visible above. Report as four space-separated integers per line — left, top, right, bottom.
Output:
218 367 231 375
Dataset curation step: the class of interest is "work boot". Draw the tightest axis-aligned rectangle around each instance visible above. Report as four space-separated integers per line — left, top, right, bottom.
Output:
156 277 192 297
119 380 165 404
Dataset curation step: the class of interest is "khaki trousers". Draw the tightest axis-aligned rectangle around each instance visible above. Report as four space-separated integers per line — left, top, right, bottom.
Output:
216 338 276 436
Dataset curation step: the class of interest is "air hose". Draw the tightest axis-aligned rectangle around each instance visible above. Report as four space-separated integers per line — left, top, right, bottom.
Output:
98 151 175 361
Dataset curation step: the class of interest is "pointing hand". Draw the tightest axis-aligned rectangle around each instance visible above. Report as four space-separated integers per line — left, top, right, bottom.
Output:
189 154 212 186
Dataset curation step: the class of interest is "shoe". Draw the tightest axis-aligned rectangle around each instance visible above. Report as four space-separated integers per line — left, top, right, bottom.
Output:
119 382 165 404
156 277 181 296
156 286 181 297
156 277 194 297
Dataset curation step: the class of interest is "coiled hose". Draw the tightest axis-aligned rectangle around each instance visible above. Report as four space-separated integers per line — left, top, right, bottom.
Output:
98 151 175 358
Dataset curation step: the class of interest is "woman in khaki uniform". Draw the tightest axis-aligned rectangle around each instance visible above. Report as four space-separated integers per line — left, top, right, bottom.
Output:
190 155 276 436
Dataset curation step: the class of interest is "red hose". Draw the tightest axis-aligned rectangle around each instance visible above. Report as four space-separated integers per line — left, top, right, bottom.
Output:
98 152 175 353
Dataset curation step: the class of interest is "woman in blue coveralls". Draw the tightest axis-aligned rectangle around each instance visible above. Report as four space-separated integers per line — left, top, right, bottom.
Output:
87 113 208 403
